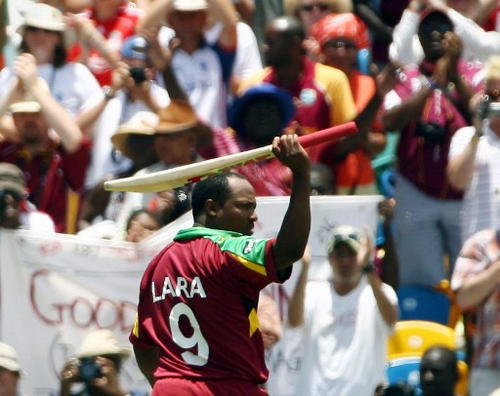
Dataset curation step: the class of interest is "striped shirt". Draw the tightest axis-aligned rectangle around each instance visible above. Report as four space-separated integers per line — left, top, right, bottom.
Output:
449 122 500 240
451 229 500 369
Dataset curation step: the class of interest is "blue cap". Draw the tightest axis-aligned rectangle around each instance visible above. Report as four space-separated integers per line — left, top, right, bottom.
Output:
121 35 149 61
229 83 296 138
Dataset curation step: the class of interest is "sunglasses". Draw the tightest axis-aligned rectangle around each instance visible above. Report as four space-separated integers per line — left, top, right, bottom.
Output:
324 40 357 50
300 3 330 12
25 25 56 34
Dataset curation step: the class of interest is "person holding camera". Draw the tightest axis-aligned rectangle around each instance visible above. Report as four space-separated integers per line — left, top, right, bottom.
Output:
84 34 170 189
59 330 131 396
447 55 500 241
381 7 483 287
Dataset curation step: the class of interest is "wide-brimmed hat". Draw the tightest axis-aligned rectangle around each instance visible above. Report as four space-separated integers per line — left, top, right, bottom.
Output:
156 100 202 134
172 0 208 11
17 2 65 35
8 77 50 114
229 83 296 138
111 111 158 158
77 330 131 359
0 342 22 372
311 12 371 50
0 163 27 197
327 225 363 255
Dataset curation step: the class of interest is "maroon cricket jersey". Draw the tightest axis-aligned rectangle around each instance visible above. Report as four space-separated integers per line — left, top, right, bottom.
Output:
130 227 291 384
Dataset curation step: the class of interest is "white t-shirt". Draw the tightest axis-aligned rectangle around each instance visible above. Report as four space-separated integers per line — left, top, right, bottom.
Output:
298 276 397 396
0 62 103 117
448 122 500 241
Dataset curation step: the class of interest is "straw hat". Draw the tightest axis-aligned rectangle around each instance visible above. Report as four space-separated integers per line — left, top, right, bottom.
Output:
17 3 65 35
0 342 22 372
0 163 27 197
156 101 200 134
111 111 158 158
77 330 131 359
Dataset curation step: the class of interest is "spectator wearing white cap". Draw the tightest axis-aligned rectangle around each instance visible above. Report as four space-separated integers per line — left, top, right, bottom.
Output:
0 66 90 234
138 0 238 129
59 330 131 396
0 342 22 396
287 225 398 396
0 3 104 138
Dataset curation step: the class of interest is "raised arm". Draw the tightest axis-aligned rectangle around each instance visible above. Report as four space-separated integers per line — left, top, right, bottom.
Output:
287 247 310 327
272 134 311 270
14 54 84 153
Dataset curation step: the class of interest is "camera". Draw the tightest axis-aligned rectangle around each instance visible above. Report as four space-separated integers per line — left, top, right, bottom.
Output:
129 66 147 84
78 358 102 382
414 121 447 144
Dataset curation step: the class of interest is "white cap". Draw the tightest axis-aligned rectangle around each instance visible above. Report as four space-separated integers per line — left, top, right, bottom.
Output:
77 330 131 359
17 3 65 34
172 0 208 11
0 342 21 372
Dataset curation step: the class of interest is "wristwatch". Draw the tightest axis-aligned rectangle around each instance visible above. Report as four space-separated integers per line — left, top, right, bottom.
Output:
102 85 116 100
361 262 376 274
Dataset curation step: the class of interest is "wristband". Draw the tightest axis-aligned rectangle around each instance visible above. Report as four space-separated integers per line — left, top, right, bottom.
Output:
361 262 376 274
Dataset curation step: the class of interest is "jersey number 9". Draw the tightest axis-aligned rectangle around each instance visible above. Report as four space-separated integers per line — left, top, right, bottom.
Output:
169 302 210 366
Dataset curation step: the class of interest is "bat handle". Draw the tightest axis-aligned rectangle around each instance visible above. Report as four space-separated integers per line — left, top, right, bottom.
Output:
297 121 358 148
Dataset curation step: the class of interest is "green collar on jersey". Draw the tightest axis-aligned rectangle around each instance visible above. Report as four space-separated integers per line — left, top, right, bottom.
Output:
174 226 244 242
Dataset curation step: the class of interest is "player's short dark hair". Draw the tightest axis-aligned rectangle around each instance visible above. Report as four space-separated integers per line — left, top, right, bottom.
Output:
191 172 247 220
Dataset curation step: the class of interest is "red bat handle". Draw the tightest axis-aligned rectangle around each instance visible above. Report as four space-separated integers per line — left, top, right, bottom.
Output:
297 121 358 148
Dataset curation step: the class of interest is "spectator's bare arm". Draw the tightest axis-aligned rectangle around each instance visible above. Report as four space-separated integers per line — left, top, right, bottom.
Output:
287 247 310 327
14 54 84 153
207 0 238 48
65 13 120 69
136 0 173 32
456 258 500 309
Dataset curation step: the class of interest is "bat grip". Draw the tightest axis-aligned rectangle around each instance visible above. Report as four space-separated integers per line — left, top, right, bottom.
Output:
297 121 358 148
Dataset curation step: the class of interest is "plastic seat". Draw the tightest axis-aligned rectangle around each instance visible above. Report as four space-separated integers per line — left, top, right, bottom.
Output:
387 320 456 359
397 285 451 326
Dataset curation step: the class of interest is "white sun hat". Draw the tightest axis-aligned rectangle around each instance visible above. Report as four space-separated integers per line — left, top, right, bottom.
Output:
77 330 132 359
0 342 22 373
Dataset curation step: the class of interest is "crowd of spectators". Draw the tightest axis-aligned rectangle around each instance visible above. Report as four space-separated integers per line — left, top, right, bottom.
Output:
0 0 500 394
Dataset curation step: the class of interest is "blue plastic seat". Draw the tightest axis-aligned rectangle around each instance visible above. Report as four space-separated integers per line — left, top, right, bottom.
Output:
397 285 451 326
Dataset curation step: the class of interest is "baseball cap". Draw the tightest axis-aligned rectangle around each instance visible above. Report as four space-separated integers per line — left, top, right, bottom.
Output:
418 8 454 32
77 330 131 359
0 163 26 197
0 342 22 372
121 35 149 61
327 225 363 255
17 2 65 34
172 0 208 11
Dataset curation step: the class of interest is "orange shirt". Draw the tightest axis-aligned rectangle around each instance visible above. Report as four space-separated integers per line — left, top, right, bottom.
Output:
336 71 378 194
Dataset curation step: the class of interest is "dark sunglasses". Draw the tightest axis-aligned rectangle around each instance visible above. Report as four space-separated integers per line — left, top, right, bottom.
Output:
324 40 357 50
25 25 55 34
301 3 330 12
419 23 453 36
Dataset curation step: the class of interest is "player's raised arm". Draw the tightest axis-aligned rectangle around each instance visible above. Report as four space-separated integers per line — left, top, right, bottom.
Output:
271 134 311 270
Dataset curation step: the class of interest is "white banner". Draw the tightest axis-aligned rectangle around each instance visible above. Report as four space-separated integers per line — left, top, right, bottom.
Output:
0 196 381 395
